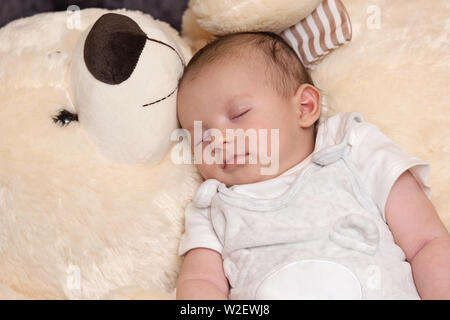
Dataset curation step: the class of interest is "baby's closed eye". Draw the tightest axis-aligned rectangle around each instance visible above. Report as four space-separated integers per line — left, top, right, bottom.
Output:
229 107 252 121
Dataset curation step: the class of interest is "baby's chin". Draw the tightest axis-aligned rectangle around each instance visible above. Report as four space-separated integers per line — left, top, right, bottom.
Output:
202 164 281 187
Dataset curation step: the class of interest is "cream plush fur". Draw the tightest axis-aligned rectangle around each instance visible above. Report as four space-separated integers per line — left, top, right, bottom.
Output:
0 9 202 299
183 0 450 231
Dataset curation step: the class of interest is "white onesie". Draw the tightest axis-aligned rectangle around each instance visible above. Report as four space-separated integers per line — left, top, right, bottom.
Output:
178 112 431 300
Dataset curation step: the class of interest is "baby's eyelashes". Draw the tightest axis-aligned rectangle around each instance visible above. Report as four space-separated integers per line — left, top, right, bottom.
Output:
191 106 252 147
229 107 252 121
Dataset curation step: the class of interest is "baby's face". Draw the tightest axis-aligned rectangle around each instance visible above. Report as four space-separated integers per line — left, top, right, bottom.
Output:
177 57 317 186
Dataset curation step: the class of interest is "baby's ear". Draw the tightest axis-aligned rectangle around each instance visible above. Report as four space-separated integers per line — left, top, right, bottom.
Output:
295 84 321 128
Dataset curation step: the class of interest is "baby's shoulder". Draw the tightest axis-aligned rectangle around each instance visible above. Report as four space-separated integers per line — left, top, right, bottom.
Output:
315 112 374 151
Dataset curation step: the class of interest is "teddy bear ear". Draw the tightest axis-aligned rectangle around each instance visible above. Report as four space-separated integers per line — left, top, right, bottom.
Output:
281 0 352 69
84 13 148 85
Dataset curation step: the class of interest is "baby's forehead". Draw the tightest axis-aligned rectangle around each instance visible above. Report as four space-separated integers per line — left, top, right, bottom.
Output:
181 55 270 100
189 49 261 77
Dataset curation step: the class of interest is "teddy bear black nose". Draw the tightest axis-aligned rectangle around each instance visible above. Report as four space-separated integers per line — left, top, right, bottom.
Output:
84 13 147 85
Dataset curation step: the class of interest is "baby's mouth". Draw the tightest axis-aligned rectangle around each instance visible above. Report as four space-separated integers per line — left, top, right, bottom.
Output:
222 153 250 170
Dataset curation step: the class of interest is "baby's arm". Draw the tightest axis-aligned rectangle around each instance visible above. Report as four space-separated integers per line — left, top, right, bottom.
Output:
386 170 450 299
176 248 229 300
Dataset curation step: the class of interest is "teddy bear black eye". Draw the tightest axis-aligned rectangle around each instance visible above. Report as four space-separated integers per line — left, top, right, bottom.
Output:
52 109 79 127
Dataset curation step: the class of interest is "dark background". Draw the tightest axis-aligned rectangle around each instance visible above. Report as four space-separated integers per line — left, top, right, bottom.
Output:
0 0 189 31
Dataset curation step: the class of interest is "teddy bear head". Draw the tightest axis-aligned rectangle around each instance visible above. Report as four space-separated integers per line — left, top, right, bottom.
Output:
71 11 190 164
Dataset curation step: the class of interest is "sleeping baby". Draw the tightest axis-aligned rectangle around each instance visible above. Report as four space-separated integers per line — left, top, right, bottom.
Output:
175 32 450 299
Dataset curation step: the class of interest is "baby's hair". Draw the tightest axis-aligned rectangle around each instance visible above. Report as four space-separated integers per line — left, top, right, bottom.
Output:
178 31 314 99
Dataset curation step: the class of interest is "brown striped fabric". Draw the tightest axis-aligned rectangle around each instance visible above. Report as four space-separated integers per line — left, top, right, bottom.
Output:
281 0 352 69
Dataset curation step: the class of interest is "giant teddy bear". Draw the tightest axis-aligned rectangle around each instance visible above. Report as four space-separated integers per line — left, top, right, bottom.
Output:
0 8 202 299
1 0 449 300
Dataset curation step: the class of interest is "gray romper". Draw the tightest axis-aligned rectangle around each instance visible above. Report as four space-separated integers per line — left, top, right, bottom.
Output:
179 112 431 299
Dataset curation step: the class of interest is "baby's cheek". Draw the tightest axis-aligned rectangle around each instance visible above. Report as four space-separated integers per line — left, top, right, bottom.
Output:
273 131 298 165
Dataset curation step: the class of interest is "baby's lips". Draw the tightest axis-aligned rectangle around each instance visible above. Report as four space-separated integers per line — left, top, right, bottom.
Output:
222 153 250 169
